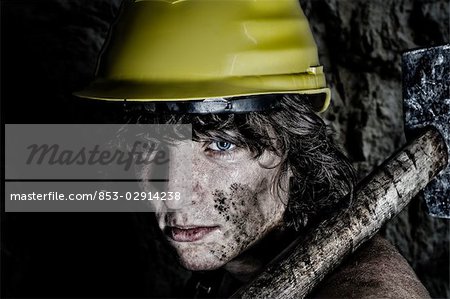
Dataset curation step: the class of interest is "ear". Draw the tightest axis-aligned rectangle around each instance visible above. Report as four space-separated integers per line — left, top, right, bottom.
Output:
287 165 294 179
286 165 294 192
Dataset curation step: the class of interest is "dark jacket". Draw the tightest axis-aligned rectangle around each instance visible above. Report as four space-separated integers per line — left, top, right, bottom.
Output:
310 234 430 298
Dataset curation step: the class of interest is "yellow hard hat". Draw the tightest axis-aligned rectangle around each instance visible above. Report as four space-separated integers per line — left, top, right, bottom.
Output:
75 0 331 113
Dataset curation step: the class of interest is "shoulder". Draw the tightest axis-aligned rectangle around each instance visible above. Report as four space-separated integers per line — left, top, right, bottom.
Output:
310 233 430 299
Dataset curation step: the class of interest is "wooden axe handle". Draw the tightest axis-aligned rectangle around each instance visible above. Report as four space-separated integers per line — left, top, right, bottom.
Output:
231 128 448 299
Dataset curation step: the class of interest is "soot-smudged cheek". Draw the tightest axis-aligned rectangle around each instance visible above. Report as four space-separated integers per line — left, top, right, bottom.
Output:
212 182 270 262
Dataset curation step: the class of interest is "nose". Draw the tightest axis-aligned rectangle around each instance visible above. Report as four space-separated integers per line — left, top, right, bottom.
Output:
163 140 194 210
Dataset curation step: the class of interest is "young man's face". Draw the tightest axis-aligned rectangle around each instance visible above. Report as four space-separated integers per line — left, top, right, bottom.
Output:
141 137 289 271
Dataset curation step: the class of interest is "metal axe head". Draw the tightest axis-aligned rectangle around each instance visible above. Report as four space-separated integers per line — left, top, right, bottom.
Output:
403 44 450 218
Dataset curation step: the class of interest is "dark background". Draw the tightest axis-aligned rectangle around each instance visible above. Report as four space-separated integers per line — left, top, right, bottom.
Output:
1 0 449 297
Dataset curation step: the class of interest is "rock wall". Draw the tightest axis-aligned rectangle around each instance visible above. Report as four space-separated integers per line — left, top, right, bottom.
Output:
2 0 448 297
300 1 449 297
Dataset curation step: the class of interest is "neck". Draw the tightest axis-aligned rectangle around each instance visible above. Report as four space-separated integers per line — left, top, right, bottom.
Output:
223 226 298 283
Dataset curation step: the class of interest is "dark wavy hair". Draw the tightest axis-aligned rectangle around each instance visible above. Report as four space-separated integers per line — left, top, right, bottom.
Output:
114 94 356 231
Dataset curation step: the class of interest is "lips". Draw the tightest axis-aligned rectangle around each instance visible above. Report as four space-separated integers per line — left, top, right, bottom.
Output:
167 226 219 242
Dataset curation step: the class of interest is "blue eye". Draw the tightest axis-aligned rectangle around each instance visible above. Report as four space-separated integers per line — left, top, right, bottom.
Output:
208 141 236 151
